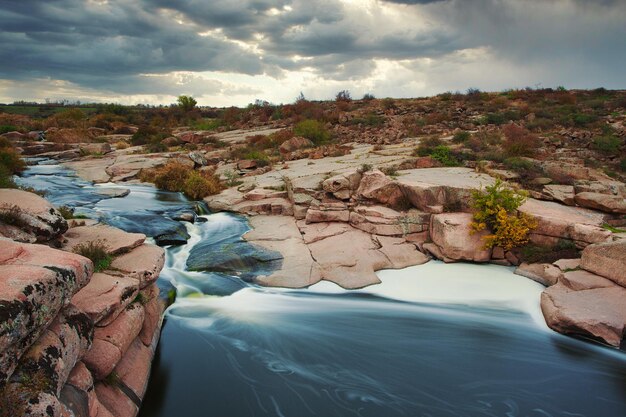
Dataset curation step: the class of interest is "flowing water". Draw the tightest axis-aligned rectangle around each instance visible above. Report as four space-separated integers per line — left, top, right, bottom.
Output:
18 161 626 417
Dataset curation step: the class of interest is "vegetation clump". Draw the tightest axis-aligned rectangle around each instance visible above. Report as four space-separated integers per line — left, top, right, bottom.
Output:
294 119 331 145
140 162 222 200
470 179 537 250
73 240 112 272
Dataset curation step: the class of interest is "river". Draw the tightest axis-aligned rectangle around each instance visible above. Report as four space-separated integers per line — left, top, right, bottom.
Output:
18 160 626 417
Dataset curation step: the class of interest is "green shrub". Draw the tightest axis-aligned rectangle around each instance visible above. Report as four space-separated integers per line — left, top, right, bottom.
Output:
620 158 626 173
73 240 112 272
592 134 622 155
503 157 533 171
572 113 597 127
0 125 18 134
429 146 459 167
0 165 17 188
294 119 331 145
414 136 443 156
520 240 579 263
193 118 224 131
452 131 471 143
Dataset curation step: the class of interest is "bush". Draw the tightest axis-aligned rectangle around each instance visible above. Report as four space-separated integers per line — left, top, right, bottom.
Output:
414 136 443 156
294 119 331 145
452 131 471 143
471 179 536 250
620 158 626 173
141 162 222 200
362 93 375 101
520 240 579 263
73 240 112 272
429 146 459 167
0 147 26 175
592 134 622 155
182 171 222 200
0 165 17 188
335 90 352 102
0 125 18 134
501 123 540 157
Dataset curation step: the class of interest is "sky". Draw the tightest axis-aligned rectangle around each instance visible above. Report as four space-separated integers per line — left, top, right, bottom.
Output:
0 0 625 107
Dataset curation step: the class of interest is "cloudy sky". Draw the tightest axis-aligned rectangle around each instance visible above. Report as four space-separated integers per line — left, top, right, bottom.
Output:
0 0 625 106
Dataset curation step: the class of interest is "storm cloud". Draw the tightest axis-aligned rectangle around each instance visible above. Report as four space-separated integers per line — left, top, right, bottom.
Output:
0 0 624 105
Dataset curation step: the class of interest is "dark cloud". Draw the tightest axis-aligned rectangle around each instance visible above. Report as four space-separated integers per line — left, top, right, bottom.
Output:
0 0 624 102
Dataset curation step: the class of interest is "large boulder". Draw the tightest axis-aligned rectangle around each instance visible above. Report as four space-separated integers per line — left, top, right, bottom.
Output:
322 171 362 200
541 282 626 347
428 213 492 262
580 241 626 287
396 168 496 213
356 170 406 209
279 136 314 154
574 192 626 214
0 189 68 242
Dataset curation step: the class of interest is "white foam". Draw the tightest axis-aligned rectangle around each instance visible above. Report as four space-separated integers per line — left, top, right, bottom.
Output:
309 261 548 328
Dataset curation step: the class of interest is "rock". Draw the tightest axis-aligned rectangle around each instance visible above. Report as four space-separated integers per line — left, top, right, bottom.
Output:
79 143 111 155
0 242 93 382
0 189 68 241
519 198 611 245
297 221 353 244
414 156 441 169
349 206 428 236
110 244 165 288
356 170 406 209
71 273 140 326
514 263 562 286
231 198 294 216
83 304 144 380
553 258 581 271
279 136 314 154
95 383 138 417
429 213 492 262
560 270 616 291
528 176 553 186
105 154 167 182
2 305 93 411
574 192 626 214
63 225 146 255
172 156 195 169
543 185 575 205
305 209 350 223
322 171 362 200
188 151 208 167
0 131 26 141
187 239 283 280
580 241 626 287
64 158 113 183
243 216 321 288
237 160 257 170
541 282 626 347
113 337 152 400
204 188 245 212
396 168 496 213
139 286 164 346
96 187 131 199
492 246 505 259
574 179 626 197
62 361 95 417
244 188 287 201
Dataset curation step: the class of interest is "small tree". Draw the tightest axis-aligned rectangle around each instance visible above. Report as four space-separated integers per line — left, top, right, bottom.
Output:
177 95 197 112
335 90 352 102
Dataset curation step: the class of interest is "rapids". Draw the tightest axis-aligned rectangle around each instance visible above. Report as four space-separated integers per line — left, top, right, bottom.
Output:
17 161 626 417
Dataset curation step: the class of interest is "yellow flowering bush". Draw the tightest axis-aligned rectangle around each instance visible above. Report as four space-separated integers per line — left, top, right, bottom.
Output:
470 179 536 250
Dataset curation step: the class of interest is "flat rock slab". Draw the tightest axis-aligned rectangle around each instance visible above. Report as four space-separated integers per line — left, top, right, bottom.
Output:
580 241 626 287
72 273 140 325
63 225 146 255
110 244 165 288
429 213 492 262
396 167 496 212
519 198 610 242
541 283 626 347
244 216 321 288
64 158 115 183
560 270 616 291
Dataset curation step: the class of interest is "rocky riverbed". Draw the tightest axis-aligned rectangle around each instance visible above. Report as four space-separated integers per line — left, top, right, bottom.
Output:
1 128 625 416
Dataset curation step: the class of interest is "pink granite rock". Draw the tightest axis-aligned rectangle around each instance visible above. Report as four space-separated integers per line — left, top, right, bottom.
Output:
72 273 140 325
580 241 626 287
63 225 145 256
429 213 492 262
110 244 165 288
